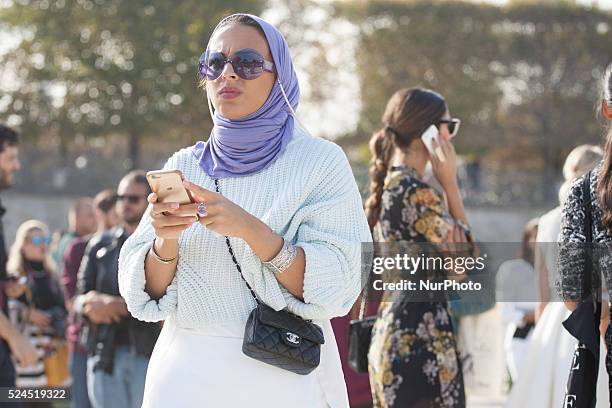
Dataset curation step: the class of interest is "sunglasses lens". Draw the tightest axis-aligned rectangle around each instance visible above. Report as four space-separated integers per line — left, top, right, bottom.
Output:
117 195 140 204
198 49 271 81
233 51 265 80
203 52 225 80
208 53 226 71
31 236 49 246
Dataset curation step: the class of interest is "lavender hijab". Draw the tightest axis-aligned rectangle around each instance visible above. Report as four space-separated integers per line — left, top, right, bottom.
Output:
192 14 300 178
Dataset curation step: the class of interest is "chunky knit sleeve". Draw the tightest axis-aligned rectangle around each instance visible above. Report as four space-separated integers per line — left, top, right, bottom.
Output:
556 172 600 301
241 141 372 320
118 152 182 322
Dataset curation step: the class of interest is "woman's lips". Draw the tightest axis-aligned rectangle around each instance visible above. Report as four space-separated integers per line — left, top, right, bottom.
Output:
218 87 242 99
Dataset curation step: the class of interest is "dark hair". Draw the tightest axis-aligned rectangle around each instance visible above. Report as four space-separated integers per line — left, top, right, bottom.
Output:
216 14 265 38
198 14 266 89
597 63 612 231
0 124 19 153
119 170 152 196
365 88 447 230
94 189 118 213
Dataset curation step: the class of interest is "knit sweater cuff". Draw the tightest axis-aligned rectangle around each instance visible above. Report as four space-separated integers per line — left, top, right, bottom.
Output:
118 240 178 323
240 242 288 311
280 241 360 320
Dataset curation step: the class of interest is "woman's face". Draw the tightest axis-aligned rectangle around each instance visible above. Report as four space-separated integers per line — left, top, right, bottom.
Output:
205 24 276 120
22 228 49 262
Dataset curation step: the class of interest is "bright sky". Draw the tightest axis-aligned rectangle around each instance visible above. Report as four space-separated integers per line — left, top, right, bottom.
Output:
575 0 612 6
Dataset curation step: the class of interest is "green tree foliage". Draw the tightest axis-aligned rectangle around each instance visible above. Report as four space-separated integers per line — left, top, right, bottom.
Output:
1 0 611 203
0 0 263 167
337 0 612 196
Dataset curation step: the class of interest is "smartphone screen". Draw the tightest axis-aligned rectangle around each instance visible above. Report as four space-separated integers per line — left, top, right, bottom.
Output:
146 170 192 204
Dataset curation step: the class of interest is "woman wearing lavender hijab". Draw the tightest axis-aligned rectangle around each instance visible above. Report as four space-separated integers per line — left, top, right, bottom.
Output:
117 13 371 407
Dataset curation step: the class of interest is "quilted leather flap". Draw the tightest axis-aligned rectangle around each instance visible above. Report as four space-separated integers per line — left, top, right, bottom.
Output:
257 304 325 344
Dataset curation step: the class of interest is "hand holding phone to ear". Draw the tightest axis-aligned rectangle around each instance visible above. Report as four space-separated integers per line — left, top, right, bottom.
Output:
425 130 472 239
421 125 444 161
429 133 458 190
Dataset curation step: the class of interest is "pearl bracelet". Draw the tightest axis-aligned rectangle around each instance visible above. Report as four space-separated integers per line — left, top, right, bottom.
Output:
263 239 297 274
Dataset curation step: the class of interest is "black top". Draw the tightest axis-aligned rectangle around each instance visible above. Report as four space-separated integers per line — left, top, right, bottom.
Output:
78 226 161 357
22 261 65 312
78 227 130 347
557 161 612 302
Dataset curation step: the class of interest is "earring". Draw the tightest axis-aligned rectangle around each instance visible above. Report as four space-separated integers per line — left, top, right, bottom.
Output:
278 79 297 117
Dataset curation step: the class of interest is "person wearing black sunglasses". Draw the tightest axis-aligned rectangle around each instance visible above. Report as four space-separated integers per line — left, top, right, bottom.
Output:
365 88 473 408
74 171 160 408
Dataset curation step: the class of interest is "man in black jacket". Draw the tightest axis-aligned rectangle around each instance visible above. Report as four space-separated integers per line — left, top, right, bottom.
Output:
0 124 38 389
75 170 160 408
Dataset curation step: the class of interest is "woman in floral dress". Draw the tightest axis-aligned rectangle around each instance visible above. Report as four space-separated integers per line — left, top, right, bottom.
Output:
365 88 473 407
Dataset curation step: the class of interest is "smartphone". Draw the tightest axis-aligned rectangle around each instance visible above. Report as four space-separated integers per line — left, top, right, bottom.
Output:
146 169 192 204
420 125 446 162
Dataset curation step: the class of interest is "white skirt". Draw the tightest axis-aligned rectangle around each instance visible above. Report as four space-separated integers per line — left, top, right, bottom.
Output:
506 302 609 408
142 316 346 408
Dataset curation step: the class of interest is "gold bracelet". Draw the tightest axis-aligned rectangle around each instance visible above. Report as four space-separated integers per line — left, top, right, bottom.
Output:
150 239 178 264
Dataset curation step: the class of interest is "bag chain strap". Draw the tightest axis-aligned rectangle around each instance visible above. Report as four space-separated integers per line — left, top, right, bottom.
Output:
213 179 260 304
213 178 316 324
357 272 369 321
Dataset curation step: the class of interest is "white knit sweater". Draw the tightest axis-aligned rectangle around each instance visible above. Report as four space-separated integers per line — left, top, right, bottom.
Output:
118 125 372 327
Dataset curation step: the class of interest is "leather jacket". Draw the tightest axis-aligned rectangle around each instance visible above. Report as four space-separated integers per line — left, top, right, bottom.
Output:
77 226 161 374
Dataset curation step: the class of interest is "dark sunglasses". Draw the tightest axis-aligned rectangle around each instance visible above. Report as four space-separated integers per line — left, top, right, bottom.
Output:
29 236 51 246
117 194 146 204
436 118 461 138
198 48 275 81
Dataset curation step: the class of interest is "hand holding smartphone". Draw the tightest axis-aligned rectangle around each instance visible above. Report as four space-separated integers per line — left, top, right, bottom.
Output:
145 169 202 241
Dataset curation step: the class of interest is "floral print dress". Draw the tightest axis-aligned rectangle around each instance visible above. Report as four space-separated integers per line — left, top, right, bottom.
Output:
368 165 466 408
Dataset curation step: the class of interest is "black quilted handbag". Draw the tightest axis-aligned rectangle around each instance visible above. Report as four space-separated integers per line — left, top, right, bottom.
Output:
215 179 324 375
